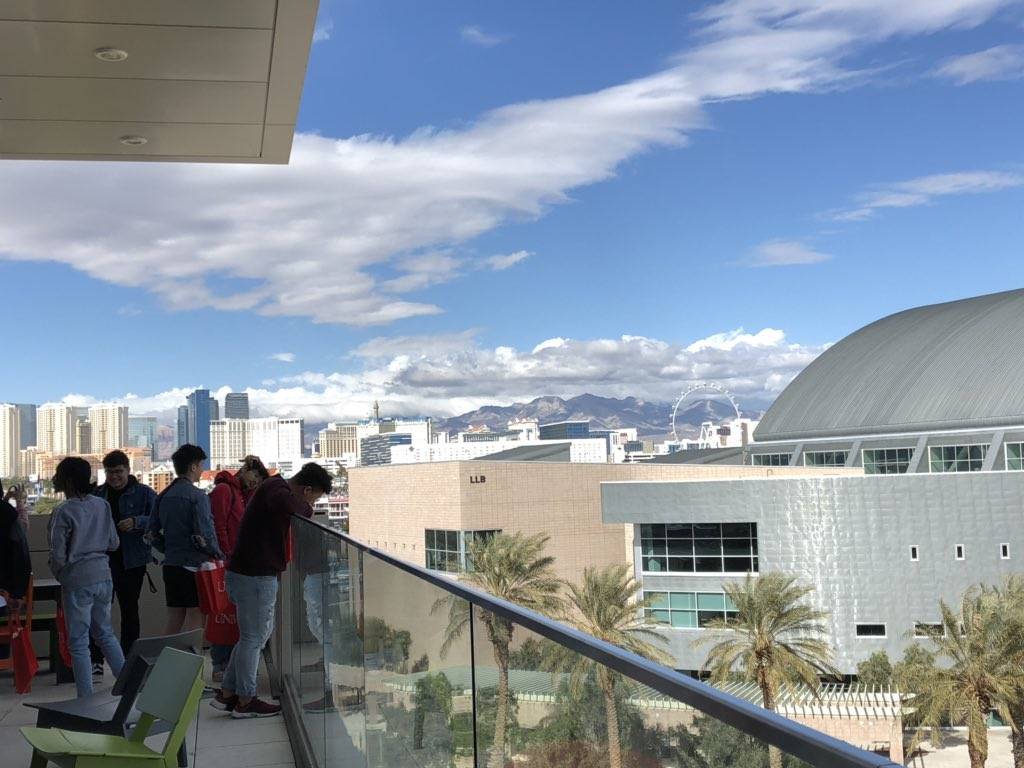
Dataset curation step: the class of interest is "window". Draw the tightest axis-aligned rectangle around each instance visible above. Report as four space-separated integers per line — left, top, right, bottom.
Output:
929 444 987 473
914 622 944 639
640 523 758 574
1001 543 1010 560
752 453 789 466
910 545 919 562
804 450 849 467
955 544 965 561
643 590 737 629
1006 443 1024 471
425 529 500 573
856 624 886 637
862 448 913 475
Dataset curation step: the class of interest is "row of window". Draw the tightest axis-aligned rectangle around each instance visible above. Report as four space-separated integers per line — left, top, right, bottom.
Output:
753 442 1024 473
424 529 500 573
857 622 945 639
910 542 1010 561
640 523 759 574
643 591 738 628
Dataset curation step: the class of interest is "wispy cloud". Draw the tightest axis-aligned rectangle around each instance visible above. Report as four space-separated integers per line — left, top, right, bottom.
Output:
935 44 1024 84
828 170 1024 222
460 25 505 47
745 239 832 267
0 0 1016 326
483 251 532 271
117 304 142 317
269 352 296 363
313 19 334 43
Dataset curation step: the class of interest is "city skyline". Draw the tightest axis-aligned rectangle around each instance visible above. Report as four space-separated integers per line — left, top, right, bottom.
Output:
1 1 1022 420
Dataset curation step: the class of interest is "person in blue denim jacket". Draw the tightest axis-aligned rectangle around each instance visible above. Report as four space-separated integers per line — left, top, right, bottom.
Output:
87 450 157 676
146 444 223 635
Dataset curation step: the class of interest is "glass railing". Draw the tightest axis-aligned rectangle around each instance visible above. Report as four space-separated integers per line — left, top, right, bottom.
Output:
270 515 899 768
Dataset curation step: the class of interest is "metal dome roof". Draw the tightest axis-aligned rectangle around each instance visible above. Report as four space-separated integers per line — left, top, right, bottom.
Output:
754 289 1024 441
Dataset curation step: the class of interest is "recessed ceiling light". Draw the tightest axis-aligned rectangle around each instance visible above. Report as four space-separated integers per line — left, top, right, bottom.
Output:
120 135 148 146
94 47 128 62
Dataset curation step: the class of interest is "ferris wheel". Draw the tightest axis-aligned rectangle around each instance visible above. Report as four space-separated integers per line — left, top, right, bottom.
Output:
671 383 742 443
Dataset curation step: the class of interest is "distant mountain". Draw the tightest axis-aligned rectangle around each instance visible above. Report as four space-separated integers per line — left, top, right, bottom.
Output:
435 393 758 438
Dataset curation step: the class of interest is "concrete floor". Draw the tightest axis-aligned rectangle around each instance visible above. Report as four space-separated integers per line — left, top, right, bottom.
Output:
911 729 1014 768
0 662 295 768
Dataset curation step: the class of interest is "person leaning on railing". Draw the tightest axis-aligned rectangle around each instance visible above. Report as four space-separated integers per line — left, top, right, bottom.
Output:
0 488 32 660
210 462 332 719
2 479 29 533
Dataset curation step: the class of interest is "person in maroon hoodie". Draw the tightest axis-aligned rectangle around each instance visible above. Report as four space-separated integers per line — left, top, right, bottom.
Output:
208 455 269 680
211 462 332 718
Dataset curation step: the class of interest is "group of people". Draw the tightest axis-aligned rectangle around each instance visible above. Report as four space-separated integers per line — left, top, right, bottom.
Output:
0 444 332 719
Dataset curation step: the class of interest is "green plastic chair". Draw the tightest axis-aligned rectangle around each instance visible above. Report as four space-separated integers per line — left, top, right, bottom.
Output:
20 647 205 768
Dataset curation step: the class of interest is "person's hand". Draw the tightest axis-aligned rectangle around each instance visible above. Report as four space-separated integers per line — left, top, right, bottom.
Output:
117 518 135 533
6 484 27 505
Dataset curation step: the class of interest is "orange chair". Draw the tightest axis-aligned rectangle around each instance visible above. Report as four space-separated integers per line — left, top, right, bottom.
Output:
0 574 35 674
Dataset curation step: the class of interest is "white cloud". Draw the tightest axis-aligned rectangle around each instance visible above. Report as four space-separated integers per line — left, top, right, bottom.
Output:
935 44 1024 84
117 304 142 316
484 251 532 271
0 0 1015 326
460 25 505 47
746 239 832 267
270 352 296 363
829 170 1024 221
313 19 334 43
76 328 826 422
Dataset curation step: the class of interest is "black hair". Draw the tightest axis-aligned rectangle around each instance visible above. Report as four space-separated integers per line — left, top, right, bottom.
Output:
291 463 333 495
242 455 270 480
102 449 130 470
172 444 207 476
53 456 94 496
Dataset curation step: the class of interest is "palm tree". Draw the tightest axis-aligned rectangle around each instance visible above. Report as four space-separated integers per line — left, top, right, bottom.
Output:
984 577 1024 768
545 564 672 768
433 532 563 768
912 586 1017 768
692 572 838 768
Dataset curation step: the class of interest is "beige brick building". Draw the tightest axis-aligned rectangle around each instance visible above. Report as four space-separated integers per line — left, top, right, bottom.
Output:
348 460 858 582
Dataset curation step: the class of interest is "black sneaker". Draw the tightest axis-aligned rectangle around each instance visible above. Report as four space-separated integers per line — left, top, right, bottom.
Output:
231 697 282 719
91 662 104 678
209 690 238 712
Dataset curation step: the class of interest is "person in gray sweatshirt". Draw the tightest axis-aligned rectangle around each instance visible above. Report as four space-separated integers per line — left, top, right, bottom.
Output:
48 456 125 697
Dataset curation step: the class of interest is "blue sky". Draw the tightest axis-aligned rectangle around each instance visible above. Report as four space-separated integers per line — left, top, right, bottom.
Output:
1 0 1023 420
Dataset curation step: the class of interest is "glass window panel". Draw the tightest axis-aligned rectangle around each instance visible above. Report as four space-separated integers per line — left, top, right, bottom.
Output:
698 611 723 627
446 530 458 550
670 592 696 610
722 540 751 556
752 557 759 572
667 540 692 556
647 524 666 538
666 523 692 538
693 523 720 537
694 539 721 556
697 593 725 611
670 557 694 573
643 557 663 573
724 594 737 612
695 557 722 572
651 609 671 624
721 523 750 537
647 591 669 610
724 557 754 572
640 524 654 539
671 611 697 629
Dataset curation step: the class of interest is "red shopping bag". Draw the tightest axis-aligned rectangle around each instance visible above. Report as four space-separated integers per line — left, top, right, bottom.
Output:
12 616 39 694
205 603 239 645
55 602 72 667
195 561 230 615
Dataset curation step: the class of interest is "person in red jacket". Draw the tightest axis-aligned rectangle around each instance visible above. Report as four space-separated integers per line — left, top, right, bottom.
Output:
208 455 268 680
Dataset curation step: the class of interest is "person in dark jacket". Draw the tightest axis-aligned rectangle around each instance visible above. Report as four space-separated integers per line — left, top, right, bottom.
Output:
146 444 222 635
211 463 331 719
208 455 269 679
88 450 157 675
0 492 32 660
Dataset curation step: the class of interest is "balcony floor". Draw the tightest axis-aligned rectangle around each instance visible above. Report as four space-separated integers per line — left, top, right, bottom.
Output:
0 666 295 768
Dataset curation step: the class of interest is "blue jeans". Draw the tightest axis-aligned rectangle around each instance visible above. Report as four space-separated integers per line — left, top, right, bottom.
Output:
64 581 125 698
211 643 233 673
222 572 277 699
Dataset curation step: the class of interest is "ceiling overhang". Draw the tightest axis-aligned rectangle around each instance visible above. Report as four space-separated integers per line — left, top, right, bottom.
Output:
0 1 319 163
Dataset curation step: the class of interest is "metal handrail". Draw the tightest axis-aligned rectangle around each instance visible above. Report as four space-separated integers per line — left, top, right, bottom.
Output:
294 514 900 768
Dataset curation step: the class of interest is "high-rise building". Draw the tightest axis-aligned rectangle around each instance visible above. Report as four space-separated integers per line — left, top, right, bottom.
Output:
186 389 212 467
75 418 92 454
14 404 36 449
37 403 76 454
359 433 412 466
224 393 250 419
18 446 40 478
318 422 359 458
177 405 189 446
209 395 219 422
539 420 591 440
89 404 129 454
129 416 158 456
209 417 304 469
0 404 20 477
